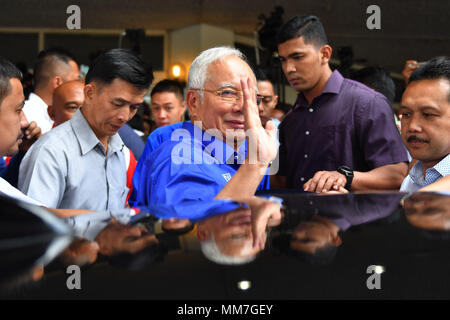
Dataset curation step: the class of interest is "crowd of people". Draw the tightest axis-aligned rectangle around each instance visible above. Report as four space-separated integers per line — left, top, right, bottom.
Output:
0 14 449 269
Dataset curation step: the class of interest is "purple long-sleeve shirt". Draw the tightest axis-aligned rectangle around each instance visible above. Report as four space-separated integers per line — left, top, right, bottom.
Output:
279 70 408 189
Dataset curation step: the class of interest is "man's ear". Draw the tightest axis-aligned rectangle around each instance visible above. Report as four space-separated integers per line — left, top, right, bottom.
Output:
196 224 211 241
52 76 63 89
320 45 333 65
47 105 55 120
84 83 96 103
186 90 200 119
273 94 279 107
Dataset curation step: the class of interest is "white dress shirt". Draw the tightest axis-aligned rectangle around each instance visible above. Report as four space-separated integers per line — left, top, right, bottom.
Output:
22 92 54 134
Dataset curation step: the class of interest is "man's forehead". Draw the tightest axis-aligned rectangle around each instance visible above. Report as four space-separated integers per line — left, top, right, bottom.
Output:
257 80 275 92
278 36 316 54
96 79 147 98
402 80 450 108
206 56 254 85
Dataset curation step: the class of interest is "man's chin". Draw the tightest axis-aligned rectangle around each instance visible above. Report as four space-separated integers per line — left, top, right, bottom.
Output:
5 145 19 157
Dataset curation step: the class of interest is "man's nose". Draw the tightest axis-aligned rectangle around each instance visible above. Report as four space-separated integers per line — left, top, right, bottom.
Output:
407 115 422 133
231 95 246 113
285 60 296 73
20 111 29 129
117 108 131 123
159 110 168 119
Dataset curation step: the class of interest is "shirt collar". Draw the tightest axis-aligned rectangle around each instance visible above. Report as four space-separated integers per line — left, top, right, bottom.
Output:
182 121 246 164
70 108 124 156
293 70 344 110
432 154 450 177
410 154 450 183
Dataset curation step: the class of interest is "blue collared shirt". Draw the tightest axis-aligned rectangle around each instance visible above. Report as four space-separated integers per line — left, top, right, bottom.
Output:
400 154 450 193
130 121 270 207
146 121 186 154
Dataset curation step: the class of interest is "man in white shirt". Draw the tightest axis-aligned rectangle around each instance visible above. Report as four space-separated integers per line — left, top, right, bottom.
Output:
22 48 80 134
399 56 450 192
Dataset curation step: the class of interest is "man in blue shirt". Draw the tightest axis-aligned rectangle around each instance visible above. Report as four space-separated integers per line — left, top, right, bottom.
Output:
131 46 277 208
399 56 450 192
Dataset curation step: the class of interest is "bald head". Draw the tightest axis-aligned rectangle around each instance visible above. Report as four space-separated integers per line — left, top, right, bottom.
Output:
48 80 84 126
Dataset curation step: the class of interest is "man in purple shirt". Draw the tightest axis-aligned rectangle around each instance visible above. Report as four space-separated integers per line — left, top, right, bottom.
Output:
274 15 408 192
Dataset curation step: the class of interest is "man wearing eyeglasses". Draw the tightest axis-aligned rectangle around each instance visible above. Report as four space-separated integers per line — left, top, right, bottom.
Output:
254 68 280 129
131 46 278 208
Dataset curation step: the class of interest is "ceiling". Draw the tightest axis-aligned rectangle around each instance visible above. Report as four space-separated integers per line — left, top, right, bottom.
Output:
1 0 448 73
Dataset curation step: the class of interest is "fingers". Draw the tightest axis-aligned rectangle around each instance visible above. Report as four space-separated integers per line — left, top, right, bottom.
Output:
241 78 261 130
251 201 280 250
405 60 419 68
123 225 145 238
23 121 42 140
265 119 277 138
123 234 158 254
304 171 346 193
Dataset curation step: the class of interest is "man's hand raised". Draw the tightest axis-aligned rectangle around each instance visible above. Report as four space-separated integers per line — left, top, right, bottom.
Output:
241 77 277 166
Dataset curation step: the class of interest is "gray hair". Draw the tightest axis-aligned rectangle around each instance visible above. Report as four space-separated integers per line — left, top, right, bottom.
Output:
200 234 256 265
187 46 246 99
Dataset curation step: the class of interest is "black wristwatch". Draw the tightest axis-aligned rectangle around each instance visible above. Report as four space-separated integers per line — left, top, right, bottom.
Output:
337 166 354 190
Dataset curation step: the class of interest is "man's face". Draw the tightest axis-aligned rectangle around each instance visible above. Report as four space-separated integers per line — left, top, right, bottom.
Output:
257 80 278 126
83 78 146 142
189 55 256 142
278 36 325 92
399 79 450 169
49 81 84 126
290 216 341 254
0 78 28 156
151 91 185 127
404 193 450 230
197 208 260 257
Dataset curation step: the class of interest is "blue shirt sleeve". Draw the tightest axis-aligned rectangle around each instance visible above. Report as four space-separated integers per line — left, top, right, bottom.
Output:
131 154 219 207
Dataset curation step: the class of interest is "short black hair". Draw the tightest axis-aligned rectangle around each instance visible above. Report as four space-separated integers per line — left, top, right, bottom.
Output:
85 48 153 90
352 67 396 103
254 68 270 82
409 56 450 101
409 56 450 83
276 15 328 48
0 56 22 107
150 79 184 100
33 47 77 88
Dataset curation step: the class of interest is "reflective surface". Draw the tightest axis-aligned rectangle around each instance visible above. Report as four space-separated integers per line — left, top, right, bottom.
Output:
3 191 450 299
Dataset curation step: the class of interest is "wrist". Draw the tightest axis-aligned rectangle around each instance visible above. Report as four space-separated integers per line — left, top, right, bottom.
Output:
337 166 354 190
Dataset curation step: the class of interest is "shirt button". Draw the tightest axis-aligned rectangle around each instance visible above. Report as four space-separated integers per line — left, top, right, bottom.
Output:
309 108 314 112
304 154 308 158
305 131 310 135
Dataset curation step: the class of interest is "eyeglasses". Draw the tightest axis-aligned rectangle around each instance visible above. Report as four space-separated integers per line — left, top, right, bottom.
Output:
256 94 274 104
195 88 262 106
